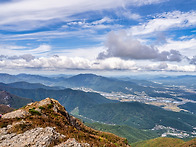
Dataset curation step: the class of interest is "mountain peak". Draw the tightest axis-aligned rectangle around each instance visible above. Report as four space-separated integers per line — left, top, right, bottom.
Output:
73 73 100 78
0 98 129 146
0 90 11 96
2 97 82 130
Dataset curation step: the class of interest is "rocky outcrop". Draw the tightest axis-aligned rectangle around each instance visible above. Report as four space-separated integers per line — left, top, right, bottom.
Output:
0 126 65 147
2 109 29 119
0 98 129 147
54 138 90 147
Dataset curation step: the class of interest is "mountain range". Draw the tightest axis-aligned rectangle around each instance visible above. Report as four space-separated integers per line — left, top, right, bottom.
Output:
0 73 176 98
0 84 113 112
0 73 196 146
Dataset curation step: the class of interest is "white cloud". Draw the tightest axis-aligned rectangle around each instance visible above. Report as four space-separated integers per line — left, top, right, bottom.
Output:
92 58 136 70
98 31 183 62
0 55 137 71
0 44 51 56
0 0 167 31
92 17 113 25
190 56 196 65
116 10 142 21
0 54 195 72
30 45 51 54
145 62 196 72
157 38 196 57
54 46 106 60
131 11 196 36
66 17 122 31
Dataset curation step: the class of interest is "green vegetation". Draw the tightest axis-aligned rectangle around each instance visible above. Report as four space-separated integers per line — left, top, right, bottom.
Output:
80 102 196 132
64 74 154 94
179 102 196 114
29 108 41 116
47 103 54 109
131 137 196 147
131 137 185 147
0 87 113 112
38 106 45 110
85 123 158 143
70 107 79 115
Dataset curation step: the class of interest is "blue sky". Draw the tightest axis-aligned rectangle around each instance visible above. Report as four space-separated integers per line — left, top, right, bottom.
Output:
0 0 195 74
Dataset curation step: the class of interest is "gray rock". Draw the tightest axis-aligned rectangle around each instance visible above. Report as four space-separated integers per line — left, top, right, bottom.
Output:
54 138 90 147
0 127 65 147
2 109 29 119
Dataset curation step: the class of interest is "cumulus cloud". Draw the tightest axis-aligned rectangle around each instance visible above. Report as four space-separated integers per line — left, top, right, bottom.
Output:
157 62 168 70
0 54 35 62
97 31 183 62
145 62 196 72
0 54 195 72
0 55 137 71
189 56 196 65
92 58 136 70
157 38 196 57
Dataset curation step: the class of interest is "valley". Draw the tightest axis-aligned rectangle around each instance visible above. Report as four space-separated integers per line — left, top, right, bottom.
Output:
73 85 196 113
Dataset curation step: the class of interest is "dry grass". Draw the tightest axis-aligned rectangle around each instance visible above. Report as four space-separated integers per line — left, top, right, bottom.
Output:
0 99 129 147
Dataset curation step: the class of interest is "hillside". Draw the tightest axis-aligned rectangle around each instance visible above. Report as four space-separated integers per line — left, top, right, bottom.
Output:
0 73 20 83
0 86 114 112
64 74 149 94
131 137 196 147
86 123 158 143
0 98 129 146
0 104 14 114
154 75 196 89
6 81 63 90
0 91 33 109
179 102 196 114
0 73 58 86
0 81 115 111
80 102 196 132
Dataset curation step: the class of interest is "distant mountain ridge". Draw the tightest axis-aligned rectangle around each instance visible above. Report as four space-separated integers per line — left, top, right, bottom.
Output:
63 73 154 94
0 81 63 90
0 84 114 112
0 73 157 94
0 73 62 86
0 73 184 100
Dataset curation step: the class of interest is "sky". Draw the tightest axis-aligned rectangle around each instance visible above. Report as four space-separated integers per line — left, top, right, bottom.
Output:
0 0 196 75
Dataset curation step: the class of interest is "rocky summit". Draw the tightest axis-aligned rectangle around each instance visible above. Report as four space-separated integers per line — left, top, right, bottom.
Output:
0 98 129 147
